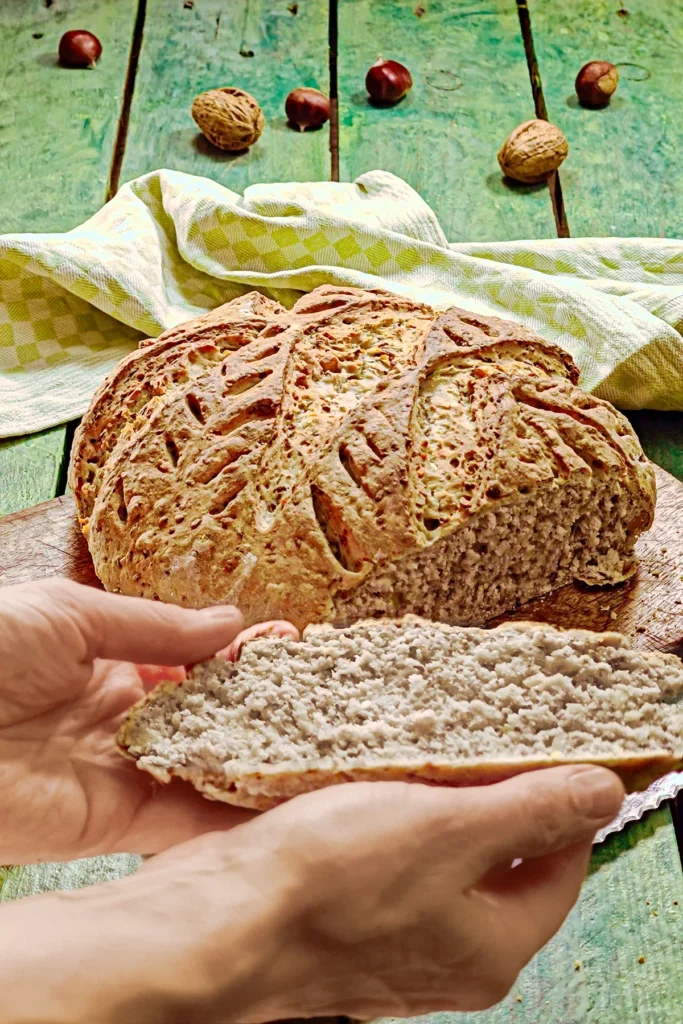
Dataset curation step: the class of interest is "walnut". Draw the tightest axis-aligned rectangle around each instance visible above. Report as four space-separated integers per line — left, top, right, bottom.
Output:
497 119 568 184
191 87 265 152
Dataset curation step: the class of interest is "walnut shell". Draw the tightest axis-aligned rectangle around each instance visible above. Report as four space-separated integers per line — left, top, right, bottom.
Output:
192 86 265 152
497 119 568 183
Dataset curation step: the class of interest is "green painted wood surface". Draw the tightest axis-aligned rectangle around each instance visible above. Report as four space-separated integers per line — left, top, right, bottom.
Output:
0 0 138 234
626 413 683 484
529 0 683 237
376 808 683 1024
0 429 67 517
337 0 556 242
0 854 141 902
0 0 137 514
119 0 330 192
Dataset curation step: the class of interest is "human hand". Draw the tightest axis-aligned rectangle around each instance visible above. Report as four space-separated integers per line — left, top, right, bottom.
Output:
8 767 623 1023
195 769 622 1019
0 579 297 863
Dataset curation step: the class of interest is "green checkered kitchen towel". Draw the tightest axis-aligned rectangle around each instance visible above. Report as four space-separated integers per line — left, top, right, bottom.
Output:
2 167 683 438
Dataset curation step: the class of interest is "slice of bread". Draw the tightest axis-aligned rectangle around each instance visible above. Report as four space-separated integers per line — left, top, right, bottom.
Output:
117 618 683 810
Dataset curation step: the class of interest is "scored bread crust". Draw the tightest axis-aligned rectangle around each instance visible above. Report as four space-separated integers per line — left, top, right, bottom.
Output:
70 285 655 628
69 290 287 523
117 618 683 809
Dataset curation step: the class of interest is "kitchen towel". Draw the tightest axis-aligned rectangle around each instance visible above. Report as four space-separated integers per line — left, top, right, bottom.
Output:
2 167 683 437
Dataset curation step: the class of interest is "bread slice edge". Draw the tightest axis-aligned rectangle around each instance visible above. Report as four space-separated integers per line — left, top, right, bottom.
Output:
117 683 682 810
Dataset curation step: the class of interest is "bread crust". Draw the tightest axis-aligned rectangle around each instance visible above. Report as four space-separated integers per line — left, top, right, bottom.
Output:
68 291 287 523
71 286 655 628
118 751 682 811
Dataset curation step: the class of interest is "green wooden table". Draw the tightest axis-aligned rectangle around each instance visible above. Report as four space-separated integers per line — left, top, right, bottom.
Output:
1 1 682 1020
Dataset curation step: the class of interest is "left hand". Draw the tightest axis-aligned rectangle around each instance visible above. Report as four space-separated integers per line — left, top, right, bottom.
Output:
0 579 297 864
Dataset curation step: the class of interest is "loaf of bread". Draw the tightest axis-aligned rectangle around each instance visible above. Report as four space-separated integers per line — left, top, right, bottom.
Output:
70 286 655 630
117 618 683 809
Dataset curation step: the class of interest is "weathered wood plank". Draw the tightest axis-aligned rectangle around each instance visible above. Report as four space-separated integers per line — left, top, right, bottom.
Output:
337 0 557 242
0 430 67 517
0 0 138 234
119 0 330 192
528 0 683 237
375 807 683 1024
0 494 98 586
0 0 138 513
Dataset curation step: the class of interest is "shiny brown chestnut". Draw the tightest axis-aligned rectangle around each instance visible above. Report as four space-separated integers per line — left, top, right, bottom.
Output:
575 61 619 108
285 88 331 131
365 57 413 105
58 29 102 68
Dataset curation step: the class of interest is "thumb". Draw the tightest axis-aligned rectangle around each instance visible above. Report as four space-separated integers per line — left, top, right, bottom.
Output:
54 580 244 666
475 765 624 871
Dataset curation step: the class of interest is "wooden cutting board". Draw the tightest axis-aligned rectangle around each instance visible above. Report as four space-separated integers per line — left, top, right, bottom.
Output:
1 465 682 654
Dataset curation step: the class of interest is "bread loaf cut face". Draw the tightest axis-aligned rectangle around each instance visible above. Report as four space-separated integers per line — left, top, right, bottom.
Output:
117 618 683 810
70 286 655 629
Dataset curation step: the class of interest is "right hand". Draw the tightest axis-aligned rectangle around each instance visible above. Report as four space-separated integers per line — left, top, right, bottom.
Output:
99 766 623 1021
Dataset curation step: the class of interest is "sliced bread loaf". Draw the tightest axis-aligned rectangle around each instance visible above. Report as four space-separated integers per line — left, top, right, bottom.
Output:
70 285 654 630
117 618 683 809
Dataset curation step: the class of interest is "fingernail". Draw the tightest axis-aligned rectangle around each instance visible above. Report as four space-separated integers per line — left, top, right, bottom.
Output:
569 767 623 819
201 605 241 621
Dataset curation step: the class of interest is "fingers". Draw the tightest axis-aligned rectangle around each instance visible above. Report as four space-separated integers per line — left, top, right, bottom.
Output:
219 620 300 662
475 840 593 973
135 664 187 689
467 766 623 968
52 580 244 666
135 620 300 689
472 766 624 873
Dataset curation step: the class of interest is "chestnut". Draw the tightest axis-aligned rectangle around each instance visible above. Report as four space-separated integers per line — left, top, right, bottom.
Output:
575 61 618 108
58 29 102 68
365 57 413 105
285 88 330 132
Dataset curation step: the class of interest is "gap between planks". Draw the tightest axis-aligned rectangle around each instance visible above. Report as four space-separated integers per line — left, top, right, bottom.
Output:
328 0 339 180
673 794 683 871
107 0 148 201
515 0 570 237
66 0 148 495
55 420 80 499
